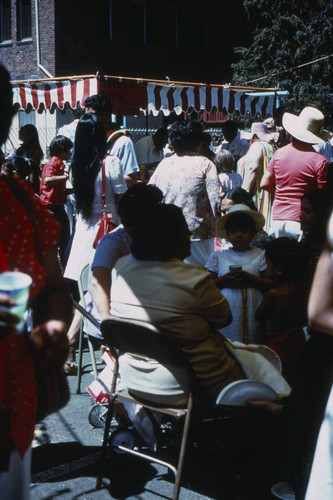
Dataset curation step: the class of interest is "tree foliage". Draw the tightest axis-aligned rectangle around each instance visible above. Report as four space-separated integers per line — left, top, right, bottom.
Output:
232 0 333 121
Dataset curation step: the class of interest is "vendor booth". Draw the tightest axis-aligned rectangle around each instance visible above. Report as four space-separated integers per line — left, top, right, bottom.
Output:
11 74 277 117
7 74 279 155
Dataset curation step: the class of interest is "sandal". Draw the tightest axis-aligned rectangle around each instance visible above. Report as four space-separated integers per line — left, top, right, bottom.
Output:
63 361 78 375
64 346 77 375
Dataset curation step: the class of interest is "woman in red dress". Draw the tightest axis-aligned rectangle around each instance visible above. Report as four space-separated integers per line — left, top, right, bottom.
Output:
0 64 72 499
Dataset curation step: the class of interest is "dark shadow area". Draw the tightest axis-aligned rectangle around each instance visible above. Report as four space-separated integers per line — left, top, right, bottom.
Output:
32 404 286 499
179 407 287 500
31 441 162 499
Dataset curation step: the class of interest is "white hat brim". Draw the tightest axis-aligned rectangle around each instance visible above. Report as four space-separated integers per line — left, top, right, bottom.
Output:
282 112 325 144
216 206 265 238
242 130 273 141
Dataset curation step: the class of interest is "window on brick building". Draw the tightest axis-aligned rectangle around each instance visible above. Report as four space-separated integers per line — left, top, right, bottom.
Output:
0 0 11 42
17 0 32 41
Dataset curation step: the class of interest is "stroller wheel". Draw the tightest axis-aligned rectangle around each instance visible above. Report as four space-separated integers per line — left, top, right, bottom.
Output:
109 429 135 454
88 403 107 428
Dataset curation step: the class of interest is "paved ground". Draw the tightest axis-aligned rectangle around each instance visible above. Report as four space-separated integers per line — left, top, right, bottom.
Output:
30 342 284 499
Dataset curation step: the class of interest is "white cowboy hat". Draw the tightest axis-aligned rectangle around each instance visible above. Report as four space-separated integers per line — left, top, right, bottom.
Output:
282 107 326 144
216 204 265 239
242 122 274 142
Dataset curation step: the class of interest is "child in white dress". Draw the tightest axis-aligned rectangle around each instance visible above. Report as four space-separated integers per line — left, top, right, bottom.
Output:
206 204 272 344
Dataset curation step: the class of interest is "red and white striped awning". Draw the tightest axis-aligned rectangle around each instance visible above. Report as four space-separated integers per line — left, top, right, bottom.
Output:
12 77 99 112
145 83 274 117
11 75 275 118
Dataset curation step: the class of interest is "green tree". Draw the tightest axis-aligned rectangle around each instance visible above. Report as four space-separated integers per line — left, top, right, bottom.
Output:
232 0 333 121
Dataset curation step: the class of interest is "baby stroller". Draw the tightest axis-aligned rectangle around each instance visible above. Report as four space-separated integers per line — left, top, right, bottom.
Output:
87 351 182 453
87 351 136 439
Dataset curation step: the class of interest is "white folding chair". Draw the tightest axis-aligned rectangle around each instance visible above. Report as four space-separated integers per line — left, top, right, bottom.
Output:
75 264 100 394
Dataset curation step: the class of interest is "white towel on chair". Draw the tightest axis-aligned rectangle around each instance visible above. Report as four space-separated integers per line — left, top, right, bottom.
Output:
225 339 292 397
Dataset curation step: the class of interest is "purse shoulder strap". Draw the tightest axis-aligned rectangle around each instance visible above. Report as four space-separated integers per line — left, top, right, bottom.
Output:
101 159 106 209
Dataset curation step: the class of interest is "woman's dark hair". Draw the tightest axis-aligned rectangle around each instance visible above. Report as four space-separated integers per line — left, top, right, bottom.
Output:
265 237 303 283
72 113 106 220
169 120 203 155
225 212 256 235
223 187 257 211
154 127 168 140
1 154 32 180
302 190 329 219
119 183 163 227
19 124 43 155
83 93 111 116
49 135 73 157
131 204 188 261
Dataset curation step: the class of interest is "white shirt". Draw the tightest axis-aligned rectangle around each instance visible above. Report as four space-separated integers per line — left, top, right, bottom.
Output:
135 135 164 165
109 135 139 176
314 139 333 163
216 134 249 158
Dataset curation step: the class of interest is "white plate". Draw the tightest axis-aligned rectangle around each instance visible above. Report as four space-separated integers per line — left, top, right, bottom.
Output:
271 481 295 500
216 379 280 406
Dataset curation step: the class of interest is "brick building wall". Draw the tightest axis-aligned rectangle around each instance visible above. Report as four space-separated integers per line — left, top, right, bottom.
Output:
38 0 55 76
1 0 248 83
0 0 55 80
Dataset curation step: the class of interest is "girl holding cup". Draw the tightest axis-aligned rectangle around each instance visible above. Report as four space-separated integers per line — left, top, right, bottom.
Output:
206 204 273 344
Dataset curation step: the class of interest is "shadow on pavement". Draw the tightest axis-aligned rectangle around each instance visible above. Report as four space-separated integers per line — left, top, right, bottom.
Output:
31 441 167 499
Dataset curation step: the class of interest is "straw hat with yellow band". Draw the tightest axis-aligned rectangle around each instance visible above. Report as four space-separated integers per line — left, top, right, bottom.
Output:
216 204 265 239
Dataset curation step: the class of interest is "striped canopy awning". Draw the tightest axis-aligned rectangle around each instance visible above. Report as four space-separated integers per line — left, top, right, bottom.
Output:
11 75 276 118
11 77 100 112
146 83 274 117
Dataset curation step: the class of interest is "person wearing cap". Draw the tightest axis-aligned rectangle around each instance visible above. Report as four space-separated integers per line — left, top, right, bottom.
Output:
215 120 249 162
206 204 273 344
261 107 329 241
238 122 276 233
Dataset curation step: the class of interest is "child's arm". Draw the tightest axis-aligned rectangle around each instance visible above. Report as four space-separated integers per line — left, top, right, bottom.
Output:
255 289 275 321
244 270 274 291
44 173 68 186
208 271 233 289
214 270 273 291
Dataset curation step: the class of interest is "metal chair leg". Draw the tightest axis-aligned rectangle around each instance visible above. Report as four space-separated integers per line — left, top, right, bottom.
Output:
76 320 84 394
96 394 116 489
173 394 194 500
88 336 98 379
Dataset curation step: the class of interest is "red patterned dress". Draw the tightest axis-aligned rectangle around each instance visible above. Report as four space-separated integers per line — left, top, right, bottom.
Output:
0 177 59 471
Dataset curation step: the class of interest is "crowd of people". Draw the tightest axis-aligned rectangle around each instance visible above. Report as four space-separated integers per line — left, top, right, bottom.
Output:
1 62 333 500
